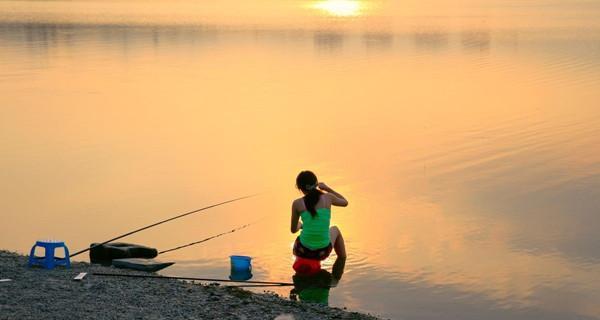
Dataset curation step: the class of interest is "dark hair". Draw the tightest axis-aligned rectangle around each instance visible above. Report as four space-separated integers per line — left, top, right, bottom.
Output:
296 170 323 217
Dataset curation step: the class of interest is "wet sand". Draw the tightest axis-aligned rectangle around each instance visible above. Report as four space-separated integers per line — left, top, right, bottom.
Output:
0 251 380 320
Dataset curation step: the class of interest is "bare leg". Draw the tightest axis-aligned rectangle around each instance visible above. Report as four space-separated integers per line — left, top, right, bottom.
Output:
331 255 347 283
329 226 347 258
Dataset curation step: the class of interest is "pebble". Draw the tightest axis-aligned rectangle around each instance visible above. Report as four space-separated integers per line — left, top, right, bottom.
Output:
0 250 380 320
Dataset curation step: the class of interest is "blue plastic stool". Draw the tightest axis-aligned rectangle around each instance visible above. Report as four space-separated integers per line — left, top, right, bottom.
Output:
28 240 71 269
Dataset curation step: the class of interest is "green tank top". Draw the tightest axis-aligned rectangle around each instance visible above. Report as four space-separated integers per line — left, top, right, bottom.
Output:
299 207 331 250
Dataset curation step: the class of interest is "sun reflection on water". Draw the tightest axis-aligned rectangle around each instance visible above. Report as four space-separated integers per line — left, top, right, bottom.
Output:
311 0 364 17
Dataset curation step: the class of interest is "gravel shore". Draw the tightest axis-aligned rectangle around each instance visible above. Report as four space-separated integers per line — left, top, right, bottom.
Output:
0 251 380 320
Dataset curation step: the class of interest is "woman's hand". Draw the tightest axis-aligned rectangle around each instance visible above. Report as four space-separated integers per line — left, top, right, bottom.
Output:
318 182 331 192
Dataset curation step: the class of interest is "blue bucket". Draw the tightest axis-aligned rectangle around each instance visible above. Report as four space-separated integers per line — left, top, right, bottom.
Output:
230 255 252 271
229 268 253 281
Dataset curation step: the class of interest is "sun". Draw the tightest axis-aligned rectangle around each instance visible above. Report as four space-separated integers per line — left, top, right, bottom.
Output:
312 0 364 17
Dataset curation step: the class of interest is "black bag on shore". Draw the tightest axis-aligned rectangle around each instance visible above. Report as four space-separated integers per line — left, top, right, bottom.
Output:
89 242 158 264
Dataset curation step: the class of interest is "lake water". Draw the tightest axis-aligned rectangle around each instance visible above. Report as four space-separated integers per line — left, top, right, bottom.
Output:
1 1 600 319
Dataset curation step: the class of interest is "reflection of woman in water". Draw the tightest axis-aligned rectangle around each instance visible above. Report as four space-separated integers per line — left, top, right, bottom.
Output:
290 256 346 305
290 170 348 261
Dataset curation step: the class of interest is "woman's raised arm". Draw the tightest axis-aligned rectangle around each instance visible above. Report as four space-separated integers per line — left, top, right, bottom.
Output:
318 182 348 207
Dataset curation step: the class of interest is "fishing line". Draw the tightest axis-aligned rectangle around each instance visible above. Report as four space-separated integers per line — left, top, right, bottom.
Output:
158 222 255 255
70 194 258 258
92 273 293 286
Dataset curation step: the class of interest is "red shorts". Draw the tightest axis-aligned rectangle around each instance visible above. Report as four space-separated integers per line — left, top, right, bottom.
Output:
293 237 332 261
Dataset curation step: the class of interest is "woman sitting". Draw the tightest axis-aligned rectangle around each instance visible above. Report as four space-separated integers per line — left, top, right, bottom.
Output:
291 170 348 262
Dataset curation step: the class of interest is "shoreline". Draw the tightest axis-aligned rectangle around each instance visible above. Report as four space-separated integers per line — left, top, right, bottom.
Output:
0 250 380 320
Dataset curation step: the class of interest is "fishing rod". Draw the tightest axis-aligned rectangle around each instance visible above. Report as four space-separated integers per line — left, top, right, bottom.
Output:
158 223 253 255
229 283 334 288
70 194 257 258
92 272 293 286
226 284 295 288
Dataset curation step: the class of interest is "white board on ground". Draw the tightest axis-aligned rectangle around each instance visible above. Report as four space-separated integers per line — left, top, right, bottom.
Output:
73 273 87 281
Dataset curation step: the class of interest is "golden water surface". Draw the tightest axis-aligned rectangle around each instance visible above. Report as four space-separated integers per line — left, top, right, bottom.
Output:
1 1 600 319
